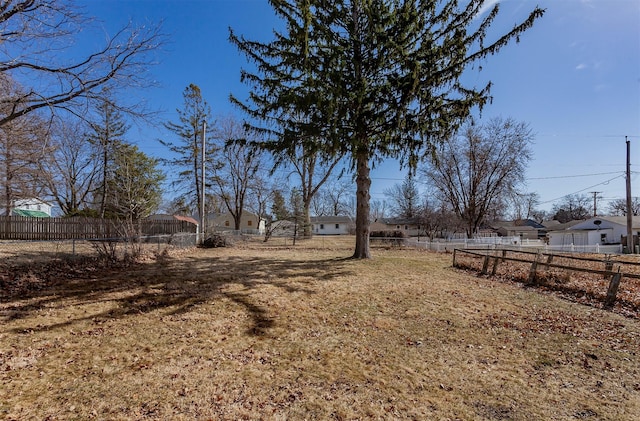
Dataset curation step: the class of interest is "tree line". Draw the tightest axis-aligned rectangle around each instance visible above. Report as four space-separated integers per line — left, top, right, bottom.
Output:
9 1 610 260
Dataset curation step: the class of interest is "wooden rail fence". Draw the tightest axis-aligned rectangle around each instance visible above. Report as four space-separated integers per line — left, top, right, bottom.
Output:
0 216 197 241
453 248 640 310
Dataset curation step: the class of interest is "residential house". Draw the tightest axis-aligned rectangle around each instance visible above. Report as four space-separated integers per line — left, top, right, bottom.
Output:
311 216 353 235
13 198 52 217
547 216 640 249
207 210 265 235
380 217 422 236
487 219 546 240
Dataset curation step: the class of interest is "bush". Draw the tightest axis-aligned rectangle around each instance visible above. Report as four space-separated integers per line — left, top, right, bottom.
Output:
369 230 407 246
201 234 231 248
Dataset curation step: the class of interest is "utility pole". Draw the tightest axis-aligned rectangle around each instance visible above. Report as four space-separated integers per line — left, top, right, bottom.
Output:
589 191 601 217
201 121 207 244
626 137 634 253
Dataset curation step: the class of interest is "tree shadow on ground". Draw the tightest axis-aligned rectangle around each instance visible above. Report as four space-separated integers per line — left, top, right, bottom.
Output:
0 251 355 337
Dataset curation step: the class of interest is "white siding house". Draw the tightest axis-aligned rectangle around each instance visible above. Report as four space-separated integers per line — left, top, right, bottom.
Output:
13 198 52 217
311 216 353 235
547 216 640 249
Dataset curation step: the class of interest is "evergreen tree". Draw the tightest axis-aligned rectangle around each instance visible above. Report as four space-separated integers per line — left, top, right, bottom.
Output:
160 84 216 223
271 189 289 220
231 0 544 258
107 143 165 221
88 97 129 218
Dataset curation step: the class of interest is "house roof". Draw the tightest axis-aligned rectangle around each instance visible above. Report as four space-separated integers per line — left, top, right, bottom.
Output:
547 216 640 233
381 217 420 225
12 209 50 218
173 214 199 225
15 198 51 206
498 225 537 232
543 220 584 231
147 214 198 225
594 216 640 228
570 216 640 230
488 219 545 230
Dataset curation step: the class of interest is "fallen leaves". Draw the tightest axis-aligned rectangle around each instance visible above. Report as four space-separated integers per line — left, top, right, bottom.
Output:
454 251 640 318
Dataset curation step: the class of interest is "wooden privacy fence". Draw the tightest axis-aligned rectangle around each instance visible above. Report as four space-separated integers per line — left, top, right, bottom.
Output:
0 216 197 241
453 248 640 311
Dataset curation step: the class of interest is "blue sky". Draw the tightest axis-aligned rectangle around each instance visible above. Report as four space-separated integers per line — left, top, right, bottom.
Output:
82 0 640 214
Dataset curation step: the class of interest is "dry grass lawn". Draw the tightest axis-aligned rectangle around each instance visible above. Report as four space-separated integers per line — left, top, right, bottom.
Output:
1 237 639 420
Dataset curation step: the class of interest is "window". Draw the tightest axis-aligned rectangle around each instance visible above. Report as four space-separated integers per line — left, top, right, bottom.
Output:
247 220 252 226
320 224 324 230
225 220 230 227
600 233 607 243
335 224 340 229
404 225 408 230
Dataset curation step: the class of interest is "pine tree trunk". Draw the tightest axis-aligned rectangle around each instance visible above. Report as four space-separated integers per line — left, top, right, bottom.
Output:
352 152 371 259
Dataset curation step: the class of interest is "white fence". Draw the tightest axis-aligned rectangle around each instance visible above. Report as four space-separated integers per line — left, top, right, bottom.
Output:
410 237 623 254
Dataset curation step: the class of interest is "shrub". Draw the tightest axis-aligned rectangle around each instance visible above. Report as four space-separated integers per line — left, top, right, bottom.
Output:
201 234 231 248
369 230 407 246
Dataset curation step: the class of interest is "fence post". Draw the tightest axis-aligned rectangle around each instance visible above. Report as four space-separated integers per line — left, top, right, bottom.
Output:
604 269 622 309
545 254 554 271
452 249 457 267
480 254 490 275
528 252 540 285
491 250 501 276
604 260 613 280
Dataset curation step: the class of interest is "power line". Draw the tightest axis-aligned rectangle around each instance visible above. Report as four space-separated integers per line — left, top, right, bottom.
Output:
538 174 626 205
527 171 623 180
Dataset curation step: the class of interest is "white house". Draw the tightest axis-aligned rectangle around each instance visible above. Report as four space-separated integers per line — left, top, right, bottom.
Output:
13 198 52 217
547 216 640 248
207 210 265 235
311 216 353 235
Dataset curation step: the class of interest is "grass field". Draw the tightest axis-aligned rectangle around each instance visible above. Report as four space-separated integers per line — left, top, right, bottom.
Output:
1 237 639 420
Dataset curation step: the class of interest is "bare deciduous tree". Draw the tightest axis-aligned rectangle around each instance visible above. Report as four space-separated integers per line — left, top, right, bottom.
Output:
551 194 591 223
311 178 351 217
211 115 265 231
41 119 98 216
506 191 541 221
282 146 343 237
423 117 534 237
0 0 164 127
608 197 640 217
384 174 421 219
0 111 50 215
